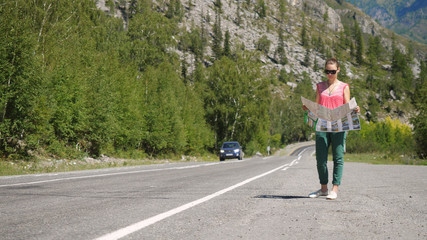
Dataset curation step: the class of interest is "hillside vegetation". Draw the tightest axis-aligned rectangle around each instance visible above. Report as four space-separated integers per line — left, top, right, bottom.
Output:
1 0 426 164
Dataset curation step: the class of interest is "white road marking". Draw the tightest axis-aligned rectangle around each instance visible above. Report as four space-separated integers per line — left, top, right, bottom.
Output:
289 159 299 166
0 161 240 188
94 162 290 240
283 147 311 170
281 163 290 171
204 163 221 166
297 148 307 156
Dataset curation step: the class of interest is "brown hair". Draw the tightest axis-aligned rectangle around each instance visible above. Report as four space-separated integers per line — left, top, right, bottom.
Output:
325 57 340 69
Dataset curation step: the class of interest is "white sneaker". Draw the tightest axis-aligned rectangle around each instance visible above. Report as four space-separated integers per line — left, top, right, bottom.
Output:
326 191 337 200
308 189 328 198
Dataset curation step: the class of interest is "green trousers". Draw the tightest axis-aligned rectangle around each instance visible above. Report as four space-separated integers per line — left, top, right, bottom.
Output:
315 131 346 186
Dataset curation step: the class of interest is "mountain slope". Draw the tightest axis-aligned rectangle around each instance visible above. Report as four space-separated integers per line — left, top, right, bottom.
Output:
347 0 427 44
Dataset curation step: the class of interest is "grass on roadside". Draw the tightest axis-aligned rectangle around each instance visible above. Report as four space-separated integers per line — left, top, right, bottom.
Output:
343 153 427 165
0 153 219 176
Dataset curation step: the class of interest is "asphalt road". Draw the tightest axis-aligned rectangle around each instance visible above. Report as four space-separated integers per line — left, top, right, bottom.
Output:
0 143 425 240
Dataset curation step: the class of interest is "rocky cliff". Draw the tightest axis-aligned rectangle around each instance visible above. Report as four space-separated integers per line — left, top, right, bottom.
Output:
96 0 425 83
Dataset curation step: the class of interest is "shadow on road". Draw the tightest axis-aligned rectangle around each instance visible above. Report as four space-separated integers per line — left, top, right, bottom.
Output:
254 195 309 200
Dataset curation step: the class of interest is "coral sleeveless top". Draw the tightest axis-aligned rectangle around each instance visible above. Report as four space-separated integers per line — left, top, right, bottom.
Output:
317 81 348 109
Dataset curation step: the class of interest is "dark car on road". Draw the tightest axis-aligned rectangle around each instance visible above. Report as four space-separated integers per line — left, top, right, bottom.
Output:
219 141 243 161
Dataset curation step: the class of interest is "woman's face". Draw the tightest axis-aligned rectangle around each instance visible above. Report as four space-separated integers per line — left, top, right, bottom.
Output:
325 63 339 81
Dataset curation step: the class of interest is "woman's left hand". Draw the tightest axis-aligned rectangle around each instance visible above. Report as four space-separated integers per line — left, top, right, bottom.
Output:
302 105 308 111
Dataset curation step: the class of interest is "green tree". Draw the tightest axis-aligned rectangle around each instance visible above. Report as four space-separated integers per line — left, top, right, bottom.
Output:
354 20 364 65
223 30 231 57
129 0 152 19
256 35 271 55
256 0 267 18
367 95 380 122
278 68 289 83
301 20 309 47
0 4 42 157
139 63 184 154
411 60 427 158
166 0 175 19
235 2 242 26
341 26 351 49
350 41 355 60
279 0 287 22
212 10 223 59
303 49 311 67
279 72 313 143
276 28 287 65
323 10 329 23
188 26 205 60
391 47 414 95
127 9 177 71
106 0 115 12
174 0 183 19
214 0 222 12
202 52 270 153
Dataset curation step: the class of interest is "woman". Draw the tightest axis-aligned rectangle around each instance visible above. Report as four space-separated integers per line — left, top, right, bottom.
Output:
304 57 360 200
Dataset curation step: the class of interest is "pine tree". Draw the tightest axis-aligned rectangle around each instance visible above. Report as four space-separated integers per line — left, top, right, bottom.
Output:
181 58 188 83
166 0 175 19
342 26 351 49
212 10 223 59
278 68 288 83
391 47 413 91
350 41 355 60
279 0 287 22
313 56 318 71
411 60 427 158
367 95 380 122
367 36 380 69
200 18 208 59
301 20 308 47
256 35 271 55
276 27 287 65
174 0 183 20
223 30 231 57
323 10 329 23
303 49 311 67
235 2 242 26
129 0 151 19
214 0 222 13
354 20 364 65
256 0 267 18
189 26 204 60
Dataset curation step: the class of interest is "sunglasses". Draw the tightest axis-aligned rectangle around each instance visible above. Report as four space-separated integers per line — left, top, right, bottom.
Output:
324 69 337 75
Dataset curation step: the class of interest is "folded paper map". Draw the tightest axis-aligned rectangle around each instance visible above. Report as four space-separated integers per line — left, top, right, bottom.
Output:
302 97 361 132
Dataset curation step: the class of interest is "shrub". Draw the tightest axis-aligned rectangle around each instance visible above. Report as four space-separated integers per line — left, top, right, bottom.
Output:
346 117 415 155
